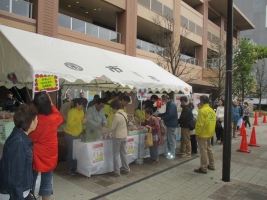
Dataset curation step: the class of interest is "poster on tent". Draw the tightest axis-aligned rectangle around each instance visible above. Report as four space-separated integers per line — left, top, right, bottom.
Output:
92 142 104 163
193 93 209 109
33 73 59 93
126 137 134 155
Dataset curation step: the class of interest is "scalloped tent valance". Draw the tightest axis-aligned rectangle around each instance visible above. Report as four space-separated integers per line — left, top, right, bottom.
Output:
0 25 192 94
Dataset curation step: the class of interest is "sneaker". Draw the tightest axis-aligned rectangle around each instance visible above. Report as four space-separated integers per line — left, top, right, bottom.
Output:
166 155 175 159
181 153 191 158
68 168 77 175
194 168 207 174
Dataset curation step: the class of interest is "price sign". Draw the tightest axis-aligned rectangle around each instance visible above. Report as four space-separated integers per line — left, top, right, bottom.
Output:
136 88 148 101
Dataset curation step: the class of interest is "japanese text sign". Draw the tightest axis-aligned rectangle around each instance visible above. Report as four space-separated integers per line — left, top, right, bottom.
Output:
34 73 59 92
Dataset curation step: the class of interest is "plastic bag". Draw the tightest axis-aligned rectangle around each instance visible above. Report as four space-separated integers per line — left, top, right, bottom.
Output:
145 128 153 146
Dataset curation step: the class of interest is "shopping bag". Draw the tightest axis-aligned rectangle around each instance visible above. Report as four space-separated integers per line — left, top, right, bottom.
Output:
145 128 153 147
237 118 243 127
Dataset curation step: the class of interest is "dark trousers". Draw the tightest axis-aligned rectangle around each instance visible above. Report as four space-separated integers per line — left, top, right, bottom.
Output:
190 135 197 154
243 116 251 127
215 126 224 142
149 146 159 161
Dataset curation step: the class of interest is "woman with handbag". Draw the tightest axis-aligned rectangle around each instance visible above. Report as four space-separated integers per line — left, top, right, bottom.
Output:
101 100 130 177
215 99 224 144
141 108 162 164
30 92 63 200
0 105 38 200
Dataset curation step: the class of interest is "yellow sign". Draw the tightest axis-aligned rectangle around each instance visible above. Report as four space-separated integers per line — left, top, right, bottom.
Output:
37 76 56 90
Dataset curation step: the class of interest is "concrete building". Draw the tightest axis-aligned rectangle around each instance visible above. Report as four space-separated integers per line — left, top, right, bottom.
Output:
0 0 254 94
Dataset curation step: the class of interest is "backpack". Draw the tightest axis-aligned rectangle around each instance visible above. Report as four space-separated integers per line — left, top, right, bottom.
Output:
159 119 167 135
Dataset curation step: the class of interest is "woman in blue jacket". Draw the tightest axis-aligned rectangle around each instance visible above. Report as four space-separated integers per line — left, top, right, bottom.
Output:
0 105 38 200
232 100 240 138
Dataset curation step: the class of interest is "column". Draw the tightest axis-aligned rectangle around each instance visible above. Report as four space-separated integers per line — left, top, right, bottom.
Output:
117 0 137 56
195 0 208 68
32 0 58 37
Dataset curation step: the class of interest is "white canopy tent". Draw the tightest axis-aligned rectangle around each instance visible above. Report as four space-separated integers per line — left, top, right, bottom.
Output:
0 25 192 94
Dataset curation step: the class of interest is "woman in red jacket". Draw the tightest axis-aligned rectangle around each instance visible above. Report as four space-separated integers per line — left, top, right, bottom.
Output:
30 92 63 200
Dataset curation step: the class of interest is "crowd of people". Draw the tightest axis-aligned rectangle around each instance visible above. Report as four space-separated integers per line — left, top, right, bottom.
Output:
0 89 254 199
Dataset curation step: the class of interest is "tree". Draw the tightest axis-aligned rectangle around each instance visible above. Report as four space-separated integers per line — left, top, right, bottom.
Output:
151 15 200 83
254 59 267 110
233 38 255 102
206 38 226 99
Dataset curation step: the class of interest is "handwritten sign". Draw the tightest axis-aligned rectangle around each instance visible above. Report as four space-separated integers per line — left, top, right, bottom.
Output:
37 76 56 90
34 74 59 92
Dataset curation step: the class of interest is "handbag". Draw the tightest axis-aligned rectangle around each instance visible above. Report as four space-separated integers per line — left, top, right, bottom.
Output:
188 118 196 130
216 121 222 129
145 127 153 146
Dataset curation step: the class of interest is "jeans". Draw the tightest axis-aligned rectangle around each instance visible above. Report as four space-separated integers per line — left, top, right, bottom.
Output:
32 170 53 197
166 127 177 157
64 133 80 169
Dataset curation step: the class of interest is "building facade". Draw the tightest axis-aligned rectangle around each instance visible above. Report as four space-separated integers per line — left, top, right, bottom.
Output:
0 0 254 94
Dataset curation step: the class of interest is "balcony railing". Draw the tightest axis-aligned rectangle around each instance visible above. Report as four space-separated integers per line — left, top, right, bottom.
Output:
136 39 199 66
58 13 121 44
138 0 173 18
0 0 32 18
136 39 165 55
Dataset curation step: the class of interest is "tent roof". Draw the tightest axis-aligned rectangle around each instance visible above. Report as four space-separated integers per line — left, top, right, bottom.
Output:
0 25 192 93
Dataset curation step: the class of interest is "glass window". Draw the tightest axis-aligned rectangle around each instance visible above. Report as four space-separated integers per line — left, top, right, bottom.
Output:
72 18 85 33
12 0 30 18
58 14 71 29
0 0 10 12
99 27 109 41
86 23 98 37
109 31 117 42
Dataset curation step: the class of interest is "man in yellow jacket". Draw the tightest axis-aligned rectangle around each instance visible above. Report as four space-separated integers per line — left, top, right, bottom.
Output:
194 95 216 174
106 95 130 127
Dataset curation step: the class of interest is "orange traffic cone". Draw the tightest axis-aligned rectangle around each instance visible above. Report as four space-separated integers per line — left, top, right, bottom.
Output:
238 121 245 136
259 110 262 117
253 113 259 126
263 114 267 123
237 131 251 153
248 127 259 147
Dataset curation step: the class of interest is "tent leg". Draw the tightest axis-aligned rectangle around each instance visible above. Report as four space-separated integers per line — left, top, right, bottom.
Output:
25 85 32 102
135 100 144 165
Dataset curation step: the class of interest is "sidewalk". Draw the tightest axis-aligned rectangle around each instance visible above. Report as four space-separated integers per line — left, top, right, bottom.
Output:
51 120 267 200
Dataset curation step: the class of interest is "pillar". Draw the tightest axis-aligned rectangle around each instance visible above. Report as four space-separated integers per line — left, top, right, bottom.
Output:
118 0 137 56
32 0 58 37
195 0 208 68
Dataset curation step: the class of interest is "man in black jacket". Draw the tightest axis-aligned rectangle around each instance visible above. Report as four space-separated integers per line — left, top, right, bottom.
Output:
5 91 22 112
177 96 193 158
145 95 158 113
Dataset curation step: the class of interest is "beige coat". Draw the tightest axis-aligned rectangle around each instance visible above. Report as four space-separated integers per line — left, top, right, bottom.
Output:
102 109 128 138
